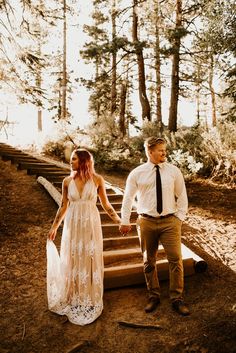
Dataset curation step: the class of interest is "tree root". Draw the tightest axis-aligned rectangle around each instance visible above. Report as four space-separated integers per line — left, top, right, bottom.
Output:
117 320 162 329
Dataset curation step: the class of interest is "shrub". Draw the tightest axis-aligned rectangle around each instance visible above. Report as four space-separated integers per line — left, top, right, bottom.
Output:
42 139 66 161
41 118 235 186
168 149 203 179
163 122 236 184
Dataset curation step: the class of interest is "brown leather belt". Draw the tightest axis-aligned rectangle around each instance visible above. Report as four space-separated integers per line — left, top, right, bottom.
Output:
140 213 173 219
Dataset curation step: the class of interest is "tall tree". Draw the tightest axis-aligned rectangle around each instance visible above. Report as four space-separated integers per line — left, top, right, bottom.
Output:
0 0 56 106
111 0 117 115
119 79 127 136
61 0 67 121
132 0 151 121
208 53 217 126
154 0 162 127
80 1 110 122
168 0 182 132
187 0 235 127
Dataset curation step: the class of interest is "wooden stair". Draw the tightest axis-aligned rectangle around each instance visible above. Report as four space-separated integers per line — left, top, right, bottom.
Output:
0 142 207 289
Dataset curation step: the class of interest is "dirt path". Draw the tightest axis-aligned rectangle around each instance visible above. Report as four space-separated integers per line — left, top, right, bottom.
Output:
0 160 236 353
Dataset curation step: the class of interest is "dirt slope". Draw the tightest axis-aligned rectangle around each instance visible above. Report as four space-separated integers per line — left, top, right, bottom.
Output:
0 160 235 353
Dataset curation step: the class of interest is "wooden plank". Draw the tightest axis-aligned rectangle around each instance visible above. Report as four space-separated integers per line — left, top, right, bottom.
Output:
17 162 63 170
27 168 67 175
103 235 139 250
104 257 196 289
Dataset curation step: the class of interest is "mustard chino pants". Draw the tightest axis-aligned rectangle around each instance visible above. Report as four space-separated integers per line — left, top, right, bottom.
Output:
136 215 184 301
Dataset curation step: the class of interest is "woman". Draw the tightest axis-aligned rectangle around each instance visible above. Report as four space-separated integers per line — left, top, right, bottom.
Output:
47 148 121 325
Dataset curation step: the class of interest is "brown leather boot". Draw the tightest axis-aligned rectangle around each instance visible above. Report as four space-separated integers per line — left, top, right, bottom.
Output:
172 299 190 316
144 297 160 313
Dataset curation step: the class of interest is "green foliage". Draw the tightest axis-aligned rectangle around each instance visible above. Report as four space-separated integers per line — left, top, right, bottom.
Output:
0 0 59 107
41 126 88 163
163 122 236 184
168 123 235 184
139 120 165 140
166 27 189 46
42 139 67 162
41 119 235 186
88 115 141 172
222 65 236 123
200 122 236 184
168 149 203 178
136 122 205 177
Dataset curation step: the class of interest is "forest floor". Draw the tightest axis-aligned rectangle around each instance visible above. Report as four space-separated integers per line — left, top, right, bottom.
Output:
0 158 236 353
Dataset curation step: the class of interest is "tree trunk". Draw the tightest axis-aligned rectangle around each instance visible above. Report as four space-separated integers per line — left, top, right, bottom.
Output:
154 0 162 126
132 0 151 121
196 62 201 126
37 109 42 131
95 59 100 121
168 0 182 132
61 0 67 120
119 80 127 136
36 69 42 131
36 19 43 132
209 54 217 127
111 0 117 115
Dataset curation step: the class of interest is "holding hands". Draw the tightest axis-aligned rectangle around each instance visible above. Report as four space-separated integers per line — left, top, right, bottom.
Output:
119 224 132 236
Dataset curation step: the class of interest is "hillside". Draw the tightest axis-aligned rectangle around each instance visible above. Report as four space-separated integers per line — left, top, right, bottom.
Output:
0 159 235 353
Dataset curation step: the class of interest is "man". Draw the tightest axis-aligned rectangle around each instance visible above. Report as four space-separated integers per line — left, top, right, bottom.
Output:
119 136 190 316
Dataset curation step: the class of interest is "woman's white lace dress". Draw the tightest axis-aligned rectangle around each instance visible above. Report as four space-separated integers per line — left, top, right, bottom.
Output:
46 178 104 325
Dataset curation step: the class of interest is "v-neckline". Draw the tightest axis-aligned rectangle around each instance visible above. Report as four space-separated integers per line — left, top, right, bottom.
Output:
73 178 88 198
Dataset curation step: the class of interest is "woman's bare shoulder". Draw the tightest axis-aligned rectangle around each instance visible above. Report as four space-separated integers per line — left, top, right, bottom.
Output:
63 175 72 187
93 173 104 186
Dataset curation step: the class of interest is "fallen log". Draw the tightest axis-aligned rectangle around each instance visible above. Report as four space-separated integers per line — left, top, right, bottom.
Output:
37 176 61 206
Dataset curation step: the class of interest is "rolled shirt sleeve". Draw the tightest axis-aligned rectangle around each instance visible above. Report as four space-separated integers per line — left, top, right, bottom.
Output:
174 168 188 221
121 172 138 225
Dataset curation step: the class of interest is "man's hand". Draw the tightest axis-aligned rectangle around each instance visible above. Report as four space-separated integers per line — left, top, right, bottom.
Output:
119 224 132 236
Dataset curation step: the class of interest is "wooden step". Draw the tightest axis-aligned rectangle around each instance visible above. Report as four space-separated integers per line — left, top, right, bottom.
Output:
104 255 196 289
103 244 204 289
101 223 137 237
102 194 123 202
27 168 68 176
100 210 137 223
39 175 67 182
0 150 30 157
103 235 139 250
2 155 43 164
0 142 16 150
1 153 34 162
104 187 116 194
34 170 69 177
0 144 208 291
0 146 23 153
97 201 122 211
103 247 142 266
17 162 63 170
103 244 167 267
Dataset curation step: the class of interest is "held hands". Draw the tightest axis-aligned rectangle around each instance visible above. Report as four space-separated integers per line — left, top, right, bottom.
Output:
119 224 132 236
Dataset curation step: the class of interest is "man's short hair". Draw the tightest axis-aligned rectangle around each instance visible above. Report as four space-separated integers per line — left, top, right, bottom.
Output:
144 136 166 150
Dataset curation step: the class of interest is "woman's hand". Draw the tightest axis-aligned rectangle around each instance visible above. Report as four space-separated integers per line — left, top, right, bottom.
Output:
113 217 121 224
48 227 57 241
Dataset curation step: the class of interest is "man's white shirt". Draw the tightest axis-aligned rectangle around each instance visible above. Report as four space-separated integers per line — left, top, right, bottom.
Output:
121 161 188 225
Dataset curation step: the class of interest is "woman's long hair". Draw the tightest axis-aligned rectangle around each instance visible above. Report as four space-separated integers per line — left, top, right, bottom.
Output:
72 149 95 181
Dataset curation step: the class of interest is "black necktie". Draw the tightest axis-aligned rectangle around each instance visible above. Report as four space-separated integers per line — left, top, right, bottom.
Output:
155 165 163 214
